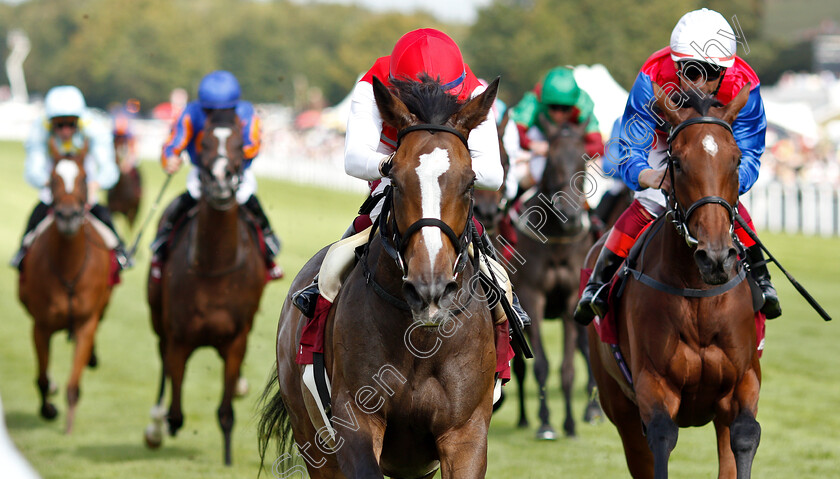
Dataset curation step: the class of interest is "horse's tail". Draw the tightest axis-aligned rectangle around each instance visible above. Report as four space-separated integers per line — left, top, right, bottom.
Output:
257 363 294 476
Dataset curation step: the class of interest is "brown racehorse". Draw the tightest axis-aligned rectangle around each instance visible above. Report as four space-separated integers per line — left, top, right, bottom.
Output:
260 76 500 478
508 118 602 439
144 108 267 465
588 83 761 478
107 134 142 228
18 154 114 434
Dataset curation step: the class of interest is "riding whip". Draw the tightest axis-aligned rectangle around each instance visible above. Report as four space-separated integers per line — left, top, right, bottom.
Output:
127 173 174 259
735 214 832 322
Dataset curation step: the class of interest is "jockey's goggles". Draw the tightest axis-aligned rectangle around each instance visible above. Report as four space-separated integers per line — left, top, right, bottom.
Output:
547 104 574 113
678 60 726 82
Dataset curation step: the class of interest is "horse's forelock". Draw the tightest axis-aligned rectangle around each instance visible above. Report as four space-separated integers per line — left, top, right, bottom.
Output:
677 90 724 117
389 75 462 126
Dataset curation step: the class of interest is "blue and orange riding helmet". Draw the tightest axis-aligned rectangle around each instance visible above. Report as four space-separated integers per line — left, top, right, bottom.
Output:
389 29 466 92
198 70 241 109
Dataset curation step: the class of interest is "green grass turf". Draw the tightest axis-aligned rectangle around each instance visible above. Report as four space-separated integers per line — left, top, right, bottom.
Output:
0 140 838 478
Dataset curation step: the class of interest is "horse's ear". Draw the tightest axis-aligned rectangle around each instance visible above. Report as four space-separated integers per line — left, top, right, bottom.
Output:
652 81 689 127
372 76 415 131
537 112 559 138
452 76 500 135
719 83 751 124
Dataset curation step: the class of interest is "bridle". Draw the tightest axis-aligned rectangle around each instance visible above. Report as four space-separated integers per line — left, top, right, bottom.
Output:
382 123 474 279
665 116 736 248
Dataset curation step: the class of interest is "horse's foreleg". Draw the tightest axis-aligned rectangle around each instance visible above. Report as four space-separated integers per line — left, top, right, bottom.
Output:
65 316 99 434
575 322 603 423
512 354 528 428
636 371 681 479
520 291 554 440
560 318 577 437
218 332 248 466
144 338 168 449
33 325 58 420
716 366 761 479
166 342 192 437
436 407 490 479
331 396 385 479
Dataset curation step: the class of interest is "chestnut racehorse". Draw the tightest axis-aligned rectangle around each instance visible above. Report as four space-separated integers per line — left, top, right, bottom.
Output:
18 154 114 434
260 76 500 478
144 108 267 465
106 133 142 228
508 118 602 439
588 83 761 478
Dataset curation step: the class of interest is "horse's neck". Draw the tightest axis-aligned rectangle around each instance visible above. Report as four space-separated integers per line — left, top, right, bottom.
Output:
46 223 88 270
194 202 240 268
653 222 707 289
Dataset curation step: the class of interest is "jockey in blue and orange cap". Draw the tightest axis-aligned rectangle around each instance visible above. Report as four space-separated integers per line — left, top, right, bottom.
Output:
153 70 283 280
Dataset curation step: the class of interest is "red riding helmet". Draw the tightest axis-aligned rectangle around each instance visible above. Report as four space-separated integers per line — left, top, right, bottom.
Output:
389 28 466 92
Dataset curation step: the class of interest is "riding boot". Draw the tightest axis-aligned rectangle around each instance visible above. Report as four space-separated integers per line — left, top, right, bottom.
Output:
574 247 625 325
746 244 781 319
90 204 133 269
478 228 531 328
243 195 281 261
292 276 320 318
150 192 196 262
10 202 49 269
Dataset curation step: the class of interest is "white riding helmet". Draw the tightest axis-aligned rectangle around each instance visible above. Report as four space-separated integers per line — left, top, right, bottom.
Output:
44 86 86 119
670 8 736 68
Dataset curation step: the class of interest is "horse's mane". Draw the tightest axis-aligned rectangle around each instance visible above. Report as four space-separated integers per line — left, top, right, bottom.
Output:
389 74 463 125
675 89 724 116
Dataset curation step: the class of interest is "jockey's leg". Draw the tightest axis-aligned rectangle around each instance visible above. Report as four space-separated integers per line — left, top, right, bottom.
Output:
295 227 372 365
574 199 657 325
475 219 530 328
10 201 49 269
293 215 372 317
242 194 281 261
89 204 132 269
736 203 781 319
150 191 197 262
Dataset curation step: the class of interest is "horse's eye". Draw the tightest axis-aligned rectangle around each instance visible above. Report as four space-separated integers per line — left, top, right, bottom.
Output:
672 158 681 172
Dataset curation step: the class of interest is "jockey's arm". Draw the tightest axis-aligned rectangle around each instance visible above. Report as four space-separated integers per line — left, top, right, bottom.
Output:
237 101 262 164
24 121 51 189
465 96 503 191
617 74 661 192
161 107 195 174
344 81 390 182
732 86 766 195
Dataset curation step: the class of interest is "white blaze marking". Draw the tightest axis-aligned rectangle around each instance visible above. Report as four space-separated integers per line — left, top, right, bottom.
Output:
213 127 232 158
55 159 79 194
212 157 229 182
415 148 451 269
702 134 718 156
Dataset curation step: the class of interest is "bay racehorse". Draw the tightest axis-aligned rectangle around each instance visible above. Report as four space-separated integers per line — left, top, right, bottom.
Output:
18 153 115 434
144 108 267 465
260 76 500 478
588 83 761 478
106 133 142 228
508 117 602 439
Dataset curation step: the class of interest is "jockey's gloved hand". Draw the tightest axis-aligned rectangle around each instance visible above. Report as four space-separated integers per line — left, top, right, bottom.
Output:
379 153 395 177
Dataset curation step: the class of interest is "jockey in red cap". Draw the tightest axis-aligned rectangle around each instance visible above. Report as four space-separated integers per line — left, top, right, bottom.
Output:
292 29 528 405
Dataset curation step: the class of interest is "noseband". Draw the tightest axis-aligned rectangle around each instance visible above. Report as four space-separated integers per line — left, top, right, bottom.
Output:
665 116 736 248
381 123 474 278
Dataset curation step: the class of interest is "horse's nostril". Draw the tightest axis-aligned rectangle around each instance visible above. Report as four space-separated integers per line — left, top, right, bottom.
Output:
441 280 458 304
403 282 425 310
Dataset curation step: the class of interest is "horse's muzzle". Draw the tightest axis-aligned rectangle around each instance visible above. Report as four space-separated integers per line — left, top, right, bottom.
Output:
403 277 459 325
54 206 84 236
694 245 739 285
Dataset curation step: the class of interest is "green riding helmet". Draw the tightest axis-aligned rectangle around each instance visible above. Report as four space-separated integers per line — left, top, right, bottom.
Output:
540 67 581 106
